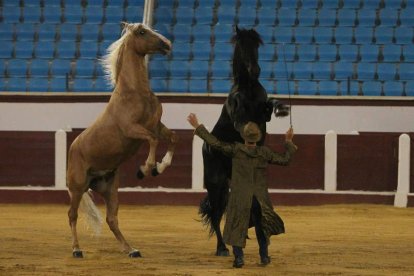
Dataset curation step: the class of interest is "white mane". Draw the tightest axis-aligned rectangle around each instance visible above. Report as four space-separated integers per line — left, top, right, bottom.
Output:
101 23 147 86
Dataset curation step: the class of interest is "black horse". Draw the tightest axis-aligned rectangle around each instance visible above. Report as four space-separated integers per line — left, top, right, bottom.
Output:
199 26 289 256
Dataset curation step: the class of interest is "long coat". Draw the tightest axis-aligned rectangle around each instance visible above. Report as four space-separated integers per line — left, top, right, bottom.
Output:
195 125 297 248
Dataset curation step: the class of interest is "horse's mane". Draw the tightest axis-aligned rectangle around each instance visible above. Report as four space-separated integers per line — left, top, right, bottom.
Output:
101 23 149 87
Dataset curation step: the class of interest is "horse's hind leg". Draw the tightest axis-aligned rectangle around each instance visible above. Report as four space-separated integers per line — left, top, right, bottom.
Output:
101 172 141 257
210 185 230 256
152 122 179 176
68 189 84 258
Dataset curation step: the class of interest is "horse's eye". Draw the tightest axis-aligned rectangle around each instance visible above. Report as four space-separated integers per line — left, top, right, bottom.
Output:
139 30 146 35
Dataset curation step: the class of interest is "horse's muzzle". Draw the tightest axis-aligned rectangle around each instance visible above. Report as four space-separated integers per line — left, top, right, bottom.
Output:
159 40 172 55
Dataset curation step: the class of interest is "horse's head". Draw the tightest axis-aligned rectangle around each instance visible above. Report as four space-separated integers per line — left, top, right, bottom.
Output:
231 26 263 81
121 22 172 56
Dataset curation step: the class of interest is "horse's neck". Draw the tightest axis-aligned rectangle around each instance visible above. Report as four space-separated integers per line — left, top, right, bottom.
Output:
115 46 150 96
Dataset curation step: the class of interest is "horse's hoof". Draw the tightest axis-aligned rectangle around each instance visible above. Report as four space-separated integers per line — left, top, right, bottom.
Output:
128 250 142 258
136 170 145 179
151 167 159 176
72 250 83 258
216 248 230 257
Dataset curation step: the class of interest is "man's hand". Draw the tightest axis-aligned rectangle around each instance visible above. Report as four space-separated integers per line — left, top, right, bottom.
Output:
285 127 294 142
187 113 200 128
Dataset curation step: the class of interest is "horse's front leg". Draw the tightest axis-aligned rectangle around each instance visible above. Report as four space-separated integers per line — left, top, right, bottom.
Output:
120 123 158 179
152 122 179 176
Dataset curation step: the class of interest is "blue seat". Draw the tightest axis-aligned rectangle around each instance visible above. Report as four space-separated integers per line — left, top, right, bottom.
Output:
210 79 231 93
362 81 382 96
321 0 340 8
317 9 337 26
22 5 42 23
28 78 49 92
342 0 361 8
50 59 72 76
358 9 379 27
297 9 316 26
255 25 274 43
210 60 231 78
156 0 176 8
192 24 212 42
49 77 68 92
154 7 174 25
318 44 338 62
84 5 104 23
79 24 100 41
7 77 27 91
58 24 79 41
405 81 414 96
313 27 334 44
260 44 275 61
294 27 313 43
72 78 95 92
79 40 99 59
37 23 57 41
73 59 96 77
360 45 379 62
150 78 168 92
101 23 122 42
0 23 14 41
42 6 62 23
260 61 274 79
175 6 194 24
402 45 414 62
64 6 83 24
378 8 399 26
260 79 275 93
273 61 292 79
197 0 216 8
334 27 354 44
354 27 374 44
169 60 190 78
2 6 21 23
274 27 293 43
55 41 77 59
173 24 192 42
94 77 111 92
29 59 50 77
357 62 377 80
334 61 354 79
399 63 414 80
237 6 257 26
7 59 28 76
149 60 169 78
190 60 209 78
313 62 334 80
0 76 6 91
216 6 237 24
189 79 208 93
279 0 300 8
362 0 382 9
374 27 394 44
125 6 143 22
337 9 356 26
106 0 126 6
171 42 191 60
257 8 276 25
0 59 6 77
301 0 320 8
292 62 313 79
377 63 397 80
213 24 233 42
194 7 214 25
275 80 290 95
276 44 296 62
382 45 402 62
192 41 212 60
15 23 36 41
213 42 233 60
34 41 55 59
395 26 413 44
296 80 318 95
104 6 125 23
277 8 297 26
14 41 34 58
384 81 403 96
400 8 414 26
338 45 358 62
168 79 189 93
297 44 316 61
318 80 338 95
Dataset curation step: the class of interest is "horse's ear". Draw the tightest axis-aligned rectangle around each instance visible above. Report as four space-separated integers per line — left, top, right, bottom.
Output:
120 22 129 30
235 25 240 35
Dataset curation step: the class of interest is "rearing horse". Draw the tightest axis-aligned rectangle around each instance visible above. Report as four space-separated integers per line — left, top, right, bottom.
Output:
67 23 178 258
200 26 288 256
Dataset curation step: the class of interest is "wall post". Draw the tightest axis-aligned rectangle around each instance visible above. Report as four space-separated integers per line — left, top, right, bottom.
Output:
394 134 410 207
324 130 337 192
192 135 204 191
55 129 67 189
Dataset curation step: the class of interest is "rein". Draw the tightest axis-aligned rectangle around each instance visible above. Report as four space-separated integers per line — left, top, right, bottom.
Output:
282 43 293 128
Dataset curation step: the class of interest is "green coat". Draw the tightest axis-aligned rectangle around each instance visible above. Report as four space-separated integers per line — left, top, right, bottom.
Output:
195 125 297 248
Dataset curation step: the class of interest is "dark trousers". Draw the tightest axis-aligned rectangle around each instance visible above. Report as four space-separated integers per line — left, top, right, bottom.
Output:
232 197 268 258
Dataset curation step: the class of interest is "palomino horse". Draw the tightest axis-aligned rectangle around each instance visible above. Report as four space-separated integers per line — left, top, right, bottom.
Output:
199 26 288 256
67 23 177 258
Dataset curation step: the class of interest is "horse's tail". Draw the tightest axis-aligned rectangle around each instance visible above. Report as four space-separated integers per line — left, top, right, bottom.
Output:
199 195 215 237
79 191 103 236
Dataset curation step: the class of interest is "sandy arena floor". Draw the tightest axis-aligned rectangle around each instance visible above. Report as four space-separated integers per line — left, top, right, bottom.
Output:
0 204 413 275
